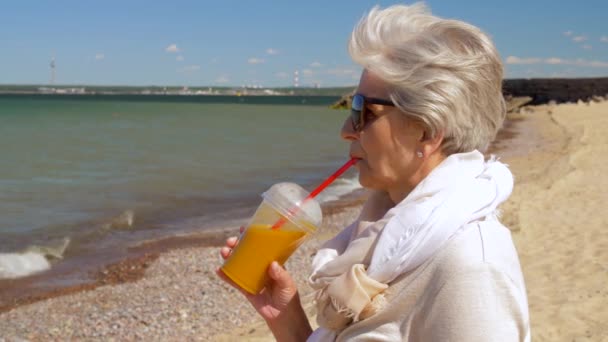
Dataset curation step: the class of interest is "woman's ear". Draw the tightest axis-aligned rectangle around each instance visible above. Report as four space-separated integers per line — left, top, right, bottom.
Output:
420 130 427 142
420 130 444 157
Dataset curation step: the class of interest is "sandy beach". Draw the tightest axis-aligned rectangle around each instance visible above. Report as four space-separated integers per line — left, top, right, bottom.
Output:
1 101 607 341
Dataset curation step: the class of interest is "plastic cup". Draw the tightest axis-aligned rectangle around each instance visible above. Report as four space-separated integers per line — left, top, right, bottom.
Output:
221 182 322 294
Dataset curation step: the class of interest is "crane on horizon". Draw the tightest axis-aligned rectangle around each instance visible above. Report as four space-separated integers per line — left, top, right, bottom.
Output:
50 54 56 85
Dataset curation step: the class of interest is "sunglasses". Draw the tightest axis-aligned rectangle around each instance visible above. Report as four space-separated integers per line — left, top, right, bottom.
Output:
350 94 395 132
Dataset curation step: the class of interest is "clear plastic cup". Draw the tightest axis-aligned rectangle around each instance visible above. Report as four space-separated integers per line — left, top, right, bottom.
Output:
221 182 322 294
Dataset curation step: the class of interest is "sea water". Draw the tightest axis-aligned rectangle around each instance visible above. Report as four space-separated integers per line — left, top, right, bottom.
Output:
0 94 361 279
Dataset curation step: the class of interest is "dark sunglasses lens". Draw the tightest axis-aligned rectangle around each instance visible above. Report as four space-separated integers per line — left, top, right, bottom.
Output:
351 95 364 131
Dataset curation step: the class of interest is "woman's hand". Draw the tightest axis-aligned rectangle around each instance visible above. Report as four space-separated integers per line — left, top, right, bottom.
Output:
216 227 312 341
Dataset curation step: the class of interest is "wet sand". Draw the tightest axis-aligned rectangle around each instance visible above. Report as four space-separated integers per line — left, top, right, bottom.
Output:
1 101 607 341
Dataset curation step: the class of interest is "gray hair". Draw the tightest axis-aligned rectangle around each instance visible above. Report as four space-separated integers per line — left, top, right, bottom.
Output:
349 3 506 154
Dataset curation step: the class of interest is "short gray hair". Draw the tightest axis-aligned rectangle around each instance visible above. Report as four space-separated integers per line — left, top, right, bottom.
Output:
349 3 506 154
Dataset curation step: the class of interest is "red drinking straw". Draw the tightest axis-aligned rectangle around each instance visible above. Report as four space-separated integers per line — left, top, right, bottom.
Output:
271 157 357 230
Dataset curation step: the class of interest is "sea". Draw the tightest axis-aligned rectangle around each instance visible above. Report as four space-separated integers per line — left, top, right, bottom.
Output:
0 94 361 283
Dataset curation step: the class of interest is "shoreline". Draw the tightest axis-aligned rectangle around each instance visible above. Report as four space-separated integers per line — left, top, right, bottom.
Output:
0 190 369 340
0 188 368 315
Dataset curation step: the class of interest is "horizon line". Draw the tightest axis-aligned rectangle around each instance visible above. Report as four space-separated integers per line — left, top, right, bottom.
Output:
3 75 608 89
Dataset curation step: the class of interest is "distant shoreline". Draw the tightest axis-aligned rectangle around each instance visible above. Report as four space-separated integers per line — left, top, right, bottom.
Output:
0 85 356 97
0 93 343 106
3 76 607 105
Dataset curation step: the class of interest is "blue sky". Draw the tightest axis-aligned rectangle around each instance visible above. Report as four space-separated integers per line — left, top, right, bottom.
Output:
2 0 607 87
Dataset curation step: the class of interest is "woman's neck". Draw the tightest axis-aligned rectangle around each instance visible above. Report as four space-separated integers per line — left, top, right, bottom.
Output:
388 152 447 204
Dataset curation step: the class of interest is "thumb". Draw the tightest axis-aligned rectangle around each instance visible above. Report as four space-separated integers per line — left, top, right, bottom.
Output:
268 261 294 289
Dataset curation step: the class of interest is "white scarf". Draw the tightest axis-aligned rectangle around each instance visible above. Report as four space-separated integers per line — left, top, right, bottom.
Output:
307 150 513 341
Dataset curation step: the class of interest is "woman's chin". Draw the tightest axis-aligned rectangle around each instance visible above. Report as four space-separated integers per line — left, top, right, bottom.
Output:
357 168 390 191
358 172 380 190
356 162 381 189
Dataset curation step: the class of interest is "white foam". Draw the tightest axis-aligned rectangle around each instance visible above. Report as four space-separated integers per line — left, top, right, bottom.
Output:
0 237 70 279
0 252 51 279
315 174 362 203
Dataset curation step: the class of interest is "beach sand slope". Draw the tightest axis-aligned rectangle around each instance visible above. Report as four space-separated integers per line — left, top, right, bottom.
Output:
506 102 608 341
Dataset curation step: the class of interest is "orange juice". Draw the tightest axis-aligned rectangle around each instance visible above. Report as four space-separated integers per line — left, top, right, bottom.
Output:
221 224 307 294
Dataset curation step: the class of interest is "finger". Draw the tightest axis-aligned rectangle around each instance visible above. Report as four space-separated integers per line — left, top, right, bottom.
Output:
268 261 296 290
220 246 232 259
226 236 238 248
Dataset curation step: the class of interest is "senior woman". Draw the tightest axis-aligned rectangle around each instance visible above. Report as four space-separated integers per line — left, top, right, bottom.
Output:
218 3 529 341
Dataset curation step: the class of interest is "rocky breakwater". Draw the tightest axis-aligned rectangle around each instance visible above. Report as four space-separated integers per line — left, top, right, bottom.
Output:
503 77 608 105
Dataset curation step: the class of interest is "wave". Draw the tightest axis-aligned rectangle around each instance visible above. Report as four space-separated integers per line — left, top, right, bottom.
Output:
315 174 362 204
0 209 134 280
100 209 135 230
0 237 70 279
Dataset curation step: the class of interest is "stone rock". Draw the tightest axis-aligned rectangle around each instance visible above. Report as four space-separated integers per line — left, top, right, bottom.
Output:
503 77 608 105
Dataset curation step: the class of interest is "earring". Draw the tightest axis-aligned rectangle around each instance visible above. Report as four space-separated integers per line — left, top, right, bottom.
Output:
416 150 424 158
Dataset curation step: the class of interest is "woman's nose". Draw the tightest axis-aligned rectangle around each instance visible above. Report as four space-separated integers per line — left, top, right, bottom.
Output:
340 116 358 141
